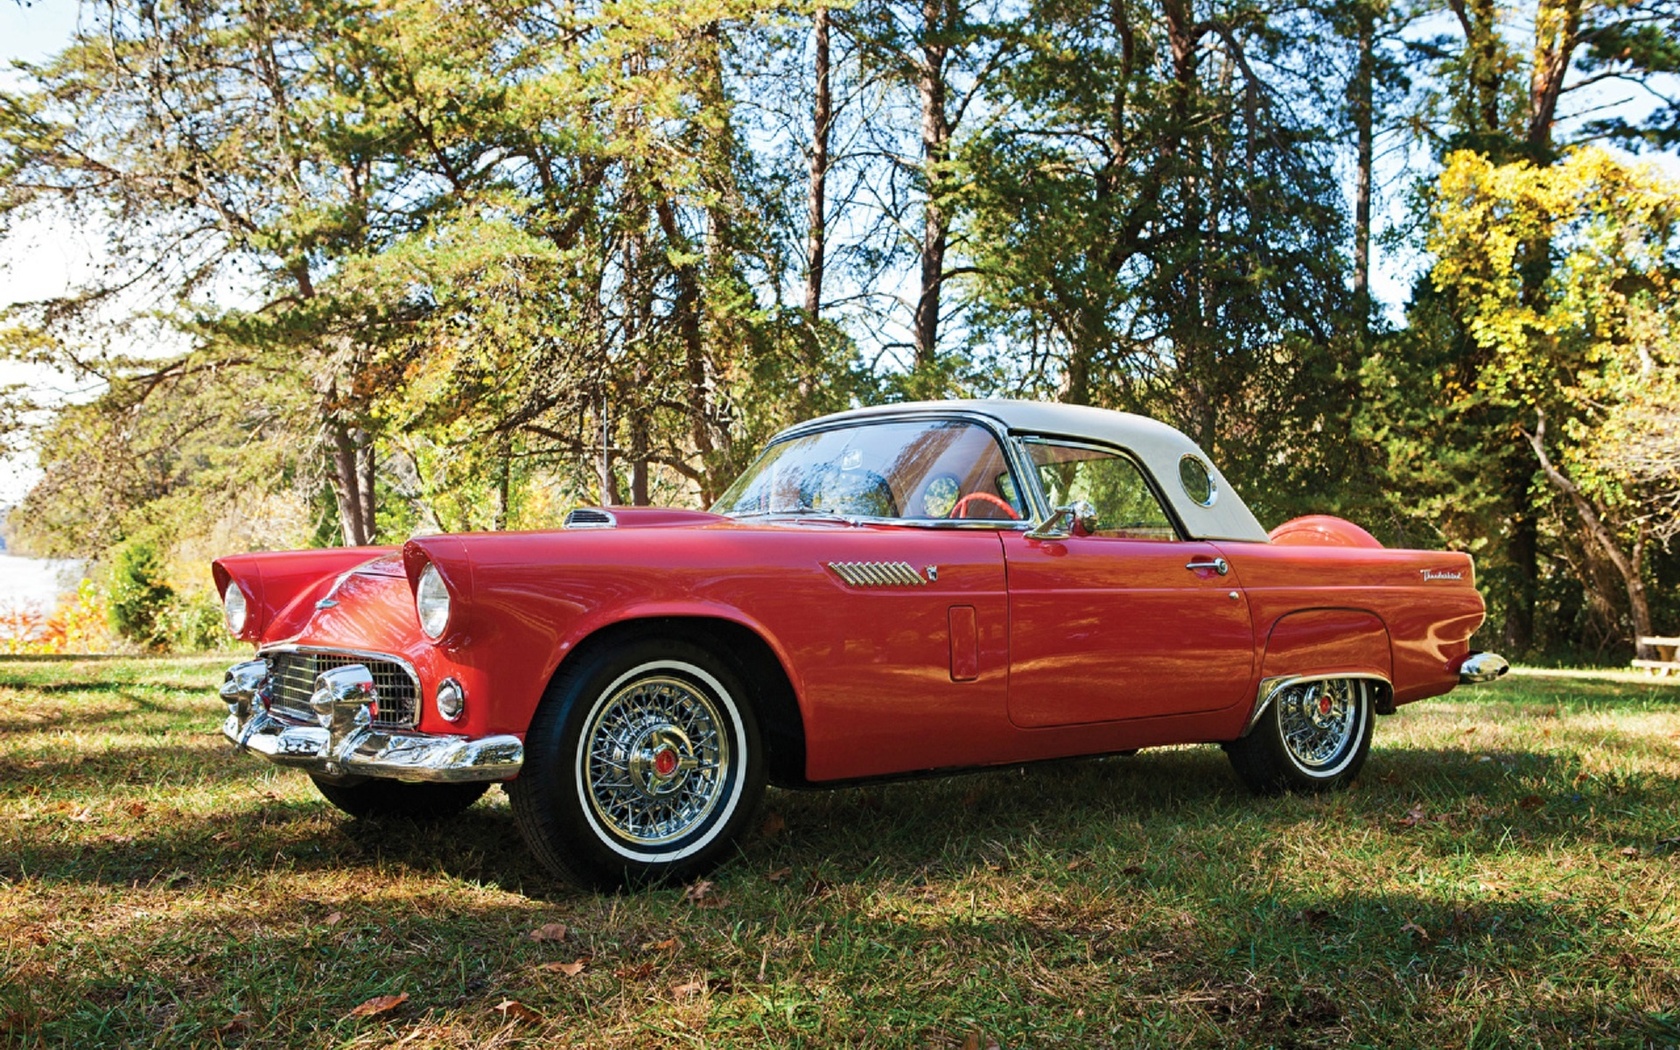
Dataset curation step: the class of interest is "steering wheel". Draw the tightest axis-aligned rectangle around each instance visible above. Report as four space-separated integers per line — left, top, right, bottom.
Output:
949 492 1022 520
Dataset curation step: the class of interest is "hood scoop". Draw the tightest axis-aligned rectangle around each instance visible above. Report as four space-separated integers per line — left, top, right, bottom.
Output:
563 507 726 530
564 507 617 529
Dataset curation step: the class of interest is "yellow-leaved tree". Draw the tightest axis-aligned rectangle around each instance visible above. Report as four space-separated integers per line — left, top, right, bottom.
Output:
1427 146 1680 656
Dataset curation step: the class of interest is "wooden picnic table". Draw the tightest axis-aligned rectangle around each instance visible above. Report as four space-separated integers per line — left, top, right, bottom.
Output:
1633 635 1680 675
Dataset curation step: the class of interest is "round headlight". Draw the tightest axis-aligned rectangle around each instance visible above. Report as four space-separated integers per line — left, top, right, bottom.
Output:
223 583 248 636
416 562 451 640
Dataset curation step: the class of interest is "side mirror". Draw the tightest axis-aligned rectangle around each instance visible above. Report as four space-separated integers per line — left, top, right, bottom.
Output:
1026 501 1097 541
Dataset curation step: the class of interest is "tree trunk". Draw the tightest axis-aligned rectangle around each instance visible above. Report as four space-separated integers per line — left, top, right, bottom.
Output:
630 405 651 506
1447 0 1503 137
493 433 511 530
358 429 376 542
653 197 717 504
1527 0 1583 156
805 5 832 321
913 0 951 381
598 396 622 506
1525 416 1655 657
328 414 368 547
1351 2 1374 328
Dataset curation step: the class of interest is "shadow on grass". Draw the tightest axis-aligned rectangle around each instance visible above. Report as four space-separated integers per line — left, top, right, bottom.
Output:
0 689 192 736
4 738 1673 898
3 866 1672 1049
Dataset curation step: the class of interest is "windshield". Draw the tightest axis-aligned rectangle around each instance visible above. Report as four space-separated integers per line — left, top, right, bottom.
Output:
712 419 1026 523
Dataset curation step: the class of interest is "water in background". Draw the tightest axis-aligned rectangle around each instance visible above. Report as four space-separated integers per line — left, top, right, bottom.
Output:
0 554 86 616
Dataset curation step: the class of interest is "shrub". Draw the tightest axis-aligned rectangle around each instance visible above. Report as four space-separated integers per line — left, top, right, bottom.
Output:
107 539 174 650
160 591 228 653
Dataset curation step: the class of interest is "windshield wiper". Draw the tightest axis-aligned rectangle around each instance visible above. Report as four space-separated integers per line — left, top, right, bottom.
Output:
729 506 860 524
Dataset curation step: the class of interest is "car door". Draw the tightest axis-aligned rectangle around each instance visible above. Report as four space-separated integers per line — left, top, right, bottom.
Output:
1003 438 1255 728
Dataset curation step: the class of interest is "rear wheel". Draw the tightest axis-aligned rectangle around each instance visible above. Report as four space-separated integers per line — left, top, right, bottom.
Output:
1225 677 1373 794
508 638 764 891
310 776 489 820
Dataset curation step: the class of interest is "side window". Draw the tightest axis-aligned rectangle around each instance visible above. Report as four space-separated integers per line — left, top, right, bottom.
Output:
1024 440 1178 541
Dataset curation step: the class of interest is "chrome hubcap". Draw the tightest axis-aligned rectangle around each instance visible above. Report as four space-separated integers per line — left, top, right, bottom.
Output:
582 675 727 846
1277 679 1361 771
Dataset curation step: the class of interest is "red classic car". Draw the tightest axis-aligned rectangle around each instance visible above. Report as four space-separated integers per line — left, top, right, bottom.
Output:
214 400 1507 888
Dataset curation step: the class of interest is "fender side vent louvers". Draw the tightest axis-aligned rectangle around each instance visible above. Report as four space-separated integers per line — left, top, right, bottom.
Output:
827 561 927 587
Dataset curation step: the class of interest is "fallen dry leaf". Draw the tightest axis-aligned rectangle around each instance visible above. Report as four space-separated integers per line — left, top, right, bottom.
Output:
960 1031 1002 1050
324 911 346 927
683 880 728 908
615 962 656 980
648 937 681 952
528 923 568 942
216 1014 251 1037
1398 804 1428 828
683 880 715 903
346 993 408 1019
125 801 146 818
1517 794 1544 811
766 867 793 883
1400 921 1430 942
494 999 542 1023
68 807 96 823
549 959 587 977
1620 846 1640 858
760 812 786 838
672 979 706 998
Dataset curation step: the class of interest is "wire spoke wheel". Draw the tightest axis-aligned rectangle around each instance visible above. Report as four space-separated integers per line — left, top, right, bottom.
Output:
580 674 729 847
1225 675 1374 794
1276 679 1361 772
510 638 765 890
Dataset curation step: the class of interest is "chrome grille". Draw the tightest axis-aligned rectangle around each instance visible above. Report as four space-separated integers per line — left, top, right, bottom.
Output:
263 649 420 729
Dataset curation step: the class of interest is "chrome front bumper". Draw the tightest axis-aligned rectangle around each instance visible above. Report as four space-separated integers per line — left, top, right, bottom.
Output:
219 658 523 783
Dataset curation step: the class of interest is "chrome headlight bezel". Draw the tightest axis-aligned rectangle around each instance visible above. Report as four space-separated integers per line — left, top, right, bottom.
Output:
223 582 249 636
416 562 451 641
436 677 466 721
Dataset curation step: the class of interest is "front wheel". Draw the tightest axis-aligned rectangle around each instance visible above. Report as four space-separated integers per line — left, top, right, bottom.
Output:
508 638 765 891
1225 677 1374 794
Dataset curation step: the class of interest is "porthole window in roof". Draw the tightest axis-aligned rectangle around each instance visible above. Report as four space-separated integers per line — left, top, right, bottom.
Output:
1179 454 1217 507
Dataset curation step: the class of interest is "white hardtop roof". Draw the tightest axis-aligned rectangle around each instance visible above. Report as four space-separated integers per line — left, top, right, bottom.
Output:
788 399 1270 543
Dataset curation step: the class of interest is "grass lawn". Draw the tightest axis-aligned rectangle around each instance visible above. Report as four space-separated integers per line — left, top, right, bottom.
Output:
1 656 1677 1048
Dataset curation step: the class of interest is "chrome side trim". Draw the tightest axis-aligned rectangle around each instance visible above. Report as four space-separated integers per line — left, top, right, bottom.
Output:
565 507 618 529
1457 651 1510 684
1240 672 1394 739
827 561 928 587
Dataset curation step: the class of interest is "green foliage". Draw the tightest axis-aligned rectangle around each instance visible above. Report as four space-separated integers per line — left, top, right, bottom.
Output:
1367 147 1680 652
1 0 1677 662
106 537 174 651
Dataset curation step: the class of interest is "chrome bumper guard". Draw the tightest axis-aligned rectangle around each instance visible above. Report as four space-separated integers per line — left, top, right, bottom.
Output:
1457 651 1511 685
219 658 523 783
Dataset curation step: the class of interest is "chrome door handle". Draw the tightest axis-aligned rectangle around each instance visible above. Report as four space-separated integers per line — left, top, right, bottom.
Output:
1186 557 1229 576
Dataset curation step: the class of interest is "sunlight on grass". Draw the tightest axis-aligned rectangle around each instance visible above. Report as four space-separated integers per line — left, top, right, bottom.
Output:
2 657 1677 1048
